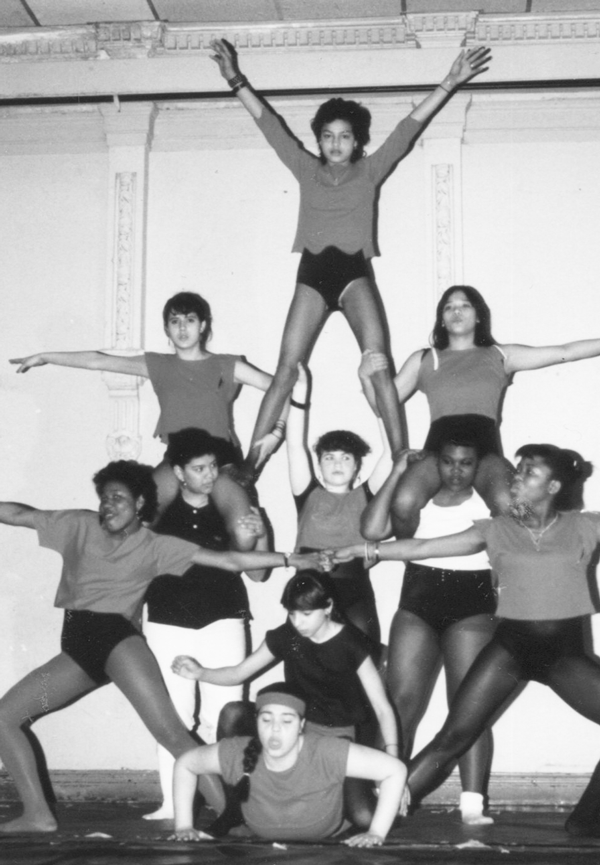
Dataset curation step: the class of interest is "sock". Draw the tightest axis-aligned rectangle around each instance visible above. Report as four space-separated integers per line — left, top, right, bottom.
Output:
460 791 494 825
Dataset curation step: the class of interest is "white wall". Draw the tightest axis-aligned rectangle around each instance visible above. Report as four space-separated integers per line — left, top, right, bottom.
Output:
1 79 600 780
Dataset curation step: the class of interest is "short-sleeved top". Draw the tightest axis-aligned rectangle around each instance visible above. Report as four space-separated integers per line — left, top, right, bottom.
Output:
145 352 240 444
414 492 490 571
145 495 250 629
218 733 349 840
417 346 510 423
265 620 376 726
34 510 197 624
294 479 372 550
474 511 600 620
255 107 423 258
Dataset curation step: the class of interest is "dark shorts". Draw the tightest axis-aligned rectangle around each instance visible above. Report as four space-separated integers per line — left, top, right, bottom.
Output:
494 617 586 684
424 414 501 457
297 246 369 312
61 609 142 685
399 562 497 635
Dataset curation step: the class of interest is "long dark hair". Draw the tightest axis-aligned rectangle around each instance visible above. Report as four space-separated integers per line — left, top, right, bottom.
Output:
515 444 593 511
431 285 496 349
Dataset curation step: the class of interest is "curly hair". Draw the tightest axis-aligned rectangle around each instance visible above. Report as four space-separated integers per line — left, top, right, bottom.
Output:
431 285 496 349
165 427 238 469
92 461 158 523
310 98 371 163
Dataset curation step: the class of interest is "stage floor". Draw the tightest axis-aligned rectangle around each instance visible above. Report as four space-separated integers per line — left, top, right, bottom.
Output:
0 802 599 865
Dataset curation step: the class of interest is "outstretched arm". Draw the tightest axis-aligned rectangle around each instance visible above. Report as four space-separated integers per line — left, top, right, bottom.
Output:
172 638 276 686
410 47 491 124
0 502 38 529
337 524 486 563
502 339 600 374
343 746 407 847
10 351 148 377
210 38 264 119
189 545 321 573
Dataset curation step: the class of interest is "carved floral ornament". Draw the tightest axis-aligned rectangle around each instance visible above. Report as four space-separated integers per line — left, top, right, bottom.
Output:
0 12 599 62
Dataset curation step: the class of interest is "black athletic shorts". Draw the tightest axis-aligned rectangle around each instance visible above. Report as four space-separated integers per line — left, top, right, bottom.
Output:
61 609 142 684
297 246 369 311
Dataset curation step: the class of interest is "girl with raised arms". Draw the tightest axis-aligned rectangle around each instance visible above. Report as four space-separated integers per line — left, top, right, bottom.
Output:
209 39 491 476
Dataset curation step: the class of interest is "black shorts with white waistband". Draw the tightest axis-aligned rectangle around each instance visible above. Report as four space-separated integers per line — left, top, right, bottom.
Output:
296 246 369 312
61 609 142 685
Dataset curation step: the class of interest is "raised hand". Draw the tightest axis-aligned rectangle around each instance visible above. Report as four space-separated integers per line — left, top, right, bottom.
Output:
237 507 266 538
446 46 492 88
209 38 238 81
10 354 47 373
359 350 388 379
171 655 204 680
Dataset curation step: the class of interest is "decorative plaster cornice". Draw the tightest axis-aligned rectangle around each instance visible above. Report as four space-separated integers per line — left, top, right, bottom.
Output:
0 12 599 63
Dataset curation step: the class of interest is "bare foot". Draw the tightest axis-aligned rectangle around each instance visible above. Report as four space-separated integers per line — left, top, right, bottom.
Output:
142 805 174 821
0 814 57 834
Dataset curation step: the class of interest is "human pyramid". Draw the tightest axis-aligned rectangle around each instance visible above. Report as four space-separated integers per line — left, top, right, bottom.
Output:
3 36 600 847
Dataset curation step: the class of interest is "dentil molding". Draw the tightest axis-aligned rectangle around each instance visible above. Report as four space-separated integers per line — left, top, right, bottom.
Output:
0 12 599 63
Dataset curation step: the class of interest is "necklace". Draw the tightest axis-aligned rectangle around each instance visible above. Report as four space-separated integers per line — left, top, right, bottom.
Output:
522 514 558 551
328 165 350 186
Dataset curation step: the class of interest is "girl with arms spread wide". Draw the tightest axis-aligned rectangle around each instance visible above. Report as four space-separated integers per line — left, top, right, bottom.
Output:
209 39 491 473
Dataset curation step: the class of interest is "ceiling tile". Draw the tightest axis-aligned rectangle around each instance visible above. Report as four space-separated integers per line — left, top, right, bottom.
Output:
27 0 155 26
152 0 280 23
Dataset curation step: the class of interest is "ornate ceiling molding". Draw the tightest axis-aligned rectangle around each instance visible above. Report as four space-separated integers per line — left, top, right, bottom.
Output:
0 12 599 63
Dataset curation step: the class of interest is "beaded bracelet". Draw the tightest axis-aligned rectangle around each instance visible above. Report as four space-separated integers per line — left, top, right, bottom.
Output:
227 73 248 94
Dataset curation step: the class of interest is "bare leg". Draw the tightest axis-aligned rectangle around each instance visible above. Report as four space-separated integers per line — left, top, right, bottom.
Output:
341 279 407 456
474 454 514 516
247 284 327 466
408 639 521 803
442 614 496 824
387 609 441 761
0 653 97 833
211 473 257 552
105 636 226 815
390 454 442 538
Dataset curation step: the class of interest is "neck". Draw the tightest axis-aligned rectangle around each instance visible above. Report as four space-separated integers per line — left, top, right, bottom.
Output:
310 618 341 644
518 501 557 529
447 334 476 351
322 482 352 495
174 345 209 362
181 488 210 508
433 487 473 507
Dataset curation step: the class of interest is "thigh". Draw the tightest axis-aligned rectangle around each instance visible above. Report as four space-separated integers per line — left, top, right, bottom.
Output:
392 454 442 515
211 472 253 546
387 609 441 718
442 614 497 701
341 278 388 353
547 654 600 726
105 635 194 756
275 284 328 368
152 459 180 516
0 652 96 724
474 454 514 516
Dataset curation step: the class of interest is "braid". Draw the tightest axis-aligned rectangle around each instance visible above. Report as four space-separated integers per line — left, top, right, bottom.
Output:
207 737 262 837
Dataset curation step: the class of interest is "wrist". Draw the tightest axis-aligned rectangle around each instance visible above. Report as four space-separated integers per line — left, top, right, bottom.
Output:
439 77 456 94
